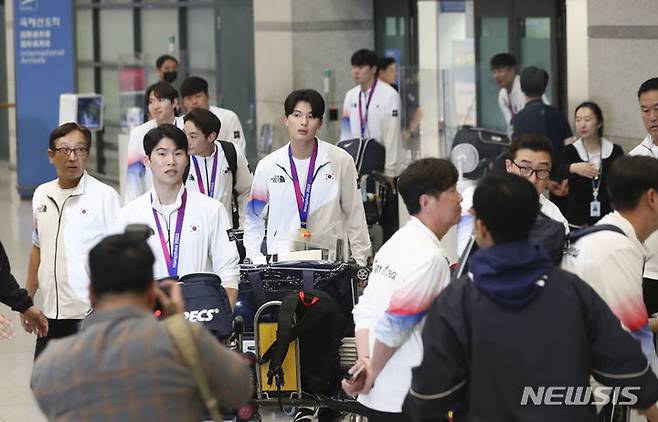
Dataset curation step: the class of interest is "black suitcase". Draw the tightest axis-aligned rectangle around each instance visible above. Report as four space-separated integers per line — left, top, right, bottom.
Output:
337 138 388 225
235 260 358 335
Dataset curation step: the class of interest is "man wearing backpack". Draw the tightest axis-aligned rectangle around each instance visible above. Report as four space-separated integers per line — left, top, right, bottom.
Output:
183 108 253 230
562 156 658 377
402 172 658 421
342 158 461 421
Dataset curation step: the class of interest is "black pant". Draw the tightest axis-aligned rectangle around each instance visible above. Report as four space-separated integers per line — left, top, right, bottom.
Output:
34 318 80 359
364 407 409 422
381 188 399 242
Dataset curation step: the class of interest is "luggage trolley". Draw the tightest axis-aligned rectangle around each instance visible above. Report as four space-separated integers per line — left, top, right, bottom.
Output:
237 258 370 420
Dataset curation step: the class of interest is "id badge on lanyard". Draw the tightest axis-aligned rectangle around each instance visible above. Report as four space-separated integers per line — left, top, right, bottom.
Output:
590 176 601 218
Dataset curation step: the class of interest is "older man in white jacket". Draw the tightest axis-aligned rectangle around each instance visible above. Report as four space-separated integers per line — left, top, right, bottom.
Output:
244 89 371 266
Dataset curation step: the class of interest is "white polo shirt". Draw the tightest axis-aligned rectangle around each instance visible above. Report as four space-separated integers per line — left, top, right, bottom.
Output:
185 141 253 229
209 105 246 153
341 80 402 177
352 217 450 413
561 211 648 332
629 134 658 280
115 186 239 290
32 172 120 319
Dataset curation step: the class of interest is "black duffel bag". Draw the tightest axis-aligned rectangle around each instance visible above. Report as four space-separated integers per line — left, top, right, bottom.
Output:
179 273 233 340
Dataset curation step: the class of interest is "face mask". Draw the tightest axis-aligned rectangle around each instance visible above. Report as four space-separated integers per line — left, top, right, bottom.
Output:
163 71 177 83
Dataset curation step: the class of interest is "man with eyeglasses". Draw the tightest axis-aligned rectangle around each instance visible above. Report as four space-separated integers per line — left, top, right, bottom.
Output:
27 122 120 358
505 133 569 232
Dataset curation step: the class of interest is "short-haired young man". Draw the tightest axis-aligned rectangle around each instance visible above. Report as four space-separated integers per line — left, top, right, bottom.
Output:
32 233 252 420
126 82 184 203
403 172 658 421
506 133 569 231
156 54 178 83
630 77 658 318
116 124 240 308
490 53 521 130
342 158 461 421
180 76 246 152
183 108 253 229
378 56 397 89
562 156 658 375
245 89 371 265
341 49 402 240
27 123 120 357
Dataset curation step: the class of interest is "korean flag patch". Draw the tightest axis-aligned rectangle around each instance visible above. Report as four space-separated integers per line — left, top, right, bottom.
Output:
392 110 398 117
234 131 240 139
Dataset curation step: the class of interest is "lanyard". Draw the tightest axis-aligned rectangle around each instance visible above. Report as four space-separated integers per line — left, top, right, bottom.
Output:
288 141 318 229
507 92 515 117
584 145 602 200
358 79 377 138
151 189 187 277
191 145 218 198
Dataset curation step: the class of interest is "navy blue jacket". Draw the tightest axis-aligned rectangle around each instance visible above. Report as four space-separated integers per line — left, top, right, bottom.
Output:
403 242 658 421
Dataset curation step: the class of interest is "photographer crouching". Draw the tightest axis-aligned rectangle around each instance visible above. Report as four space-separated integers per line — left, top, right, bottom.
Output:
31 233 252 421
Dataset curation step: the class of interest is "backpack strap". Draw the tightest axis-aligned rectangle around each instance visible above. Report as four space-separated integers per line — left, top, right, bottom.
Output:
567 224 626 244
219 140 240 229
164 314 222 422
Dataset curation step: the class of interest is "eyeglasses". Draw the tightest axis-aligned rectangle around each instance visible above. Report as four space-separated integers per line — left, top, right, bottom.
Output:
54 147 89 156
512 160 550 180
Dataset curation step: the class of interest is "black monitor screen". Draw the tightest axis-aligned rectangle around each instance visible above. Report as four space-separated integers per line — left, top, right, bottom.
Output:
77 96 103 130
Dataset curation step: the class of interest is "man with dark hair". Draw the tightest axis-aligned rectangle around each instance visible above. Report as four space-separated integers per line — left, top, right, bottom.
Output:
27 122 120 357
342 48 403 241
156 54 178 83
630 77 658 318
126 81 184 203
183 108 252 229
32 233 252 420
378 57 397 89
490 53 521 130
511 66 572 210
403 172 658 421
341 158 460 421
562 155 658 380
245 89 371 265
115 124 240 308
180 76 246 152
506 133 569 231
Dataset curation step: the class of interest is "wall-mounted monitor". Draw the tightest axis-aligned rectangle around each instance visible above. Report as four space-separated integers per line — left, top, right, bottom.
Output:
59 93 104 131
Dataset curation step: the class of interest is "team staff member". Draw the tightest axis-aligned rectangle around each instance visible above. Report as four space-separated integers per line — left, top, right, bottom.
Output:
403 173 658 421
342 49 402 240
245 89 371 266
115 124 240 308
561 102 623 226
342 158 461 420
126 82 184 203
562 156 658 376
630 77 658 318
28 123 120 357
183 108 253 229
156 54 178 84
180 76 246 153
505 133 569 231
